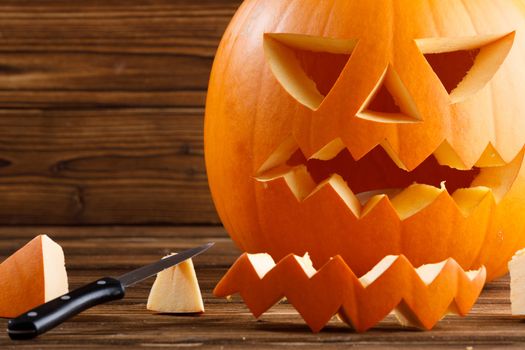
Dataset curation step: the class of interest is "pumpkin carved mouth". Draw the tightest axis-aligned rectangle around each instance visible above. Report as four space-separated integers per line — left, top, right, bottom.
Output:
256 138 522 220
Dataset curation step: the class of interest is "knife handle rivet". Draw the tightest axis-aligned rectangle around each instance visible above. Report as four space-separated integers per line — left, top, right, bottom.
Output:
97 280 107 285
27 312 38 317
61 295 71 301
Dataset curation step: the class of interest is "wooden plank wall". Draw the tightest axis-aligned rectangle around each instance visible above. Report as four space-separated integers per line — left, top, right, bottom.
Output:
0 0 243 225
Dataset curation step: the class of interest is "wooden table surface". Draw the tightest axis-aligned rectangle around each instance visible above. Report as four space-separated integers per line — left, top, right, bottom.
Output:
0 226 522 349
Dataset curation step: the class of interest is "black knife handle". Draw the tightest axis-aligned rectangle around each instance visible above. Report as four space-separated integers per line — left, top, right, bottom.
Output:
8 277 125 340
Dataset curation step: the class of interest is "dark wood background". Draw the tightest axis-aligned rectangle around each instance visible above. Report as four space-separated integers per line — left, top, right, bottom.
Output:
0 0 243 225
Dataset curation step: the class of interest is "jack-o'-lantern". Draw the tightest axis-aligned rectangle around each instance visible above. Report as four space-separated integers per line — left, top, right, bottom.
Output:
204 0 525 281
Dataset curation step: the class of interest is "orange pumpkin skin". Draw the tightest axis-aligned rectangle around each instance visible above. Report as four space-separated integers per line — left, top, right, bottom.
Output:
205 0 525 281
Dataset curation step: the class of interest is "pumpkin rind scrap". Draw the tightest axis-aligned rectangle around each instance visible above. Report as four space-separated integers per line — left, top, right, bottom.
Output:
205 0 525 280
0 235 69 318
214 253 486 332
147 256 205 313
508 248 525 315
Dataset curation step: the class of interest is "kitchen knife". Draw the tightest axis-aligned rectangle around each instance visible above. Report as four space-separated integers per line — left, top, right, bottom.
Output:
7 242 214 340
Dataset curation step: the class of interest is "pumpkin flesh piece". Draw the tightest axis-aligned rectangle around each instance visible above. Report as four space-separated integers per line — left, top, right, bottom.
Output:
509 248 525 315
0 235 68 318
42 235 69 304
147 256 205 314
215 253 486 332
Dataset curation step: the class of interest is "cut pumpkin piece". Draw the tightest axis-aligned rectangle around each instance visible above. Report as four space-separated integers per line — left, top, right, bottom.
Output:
147 255 204 313
214 253 486 332
0 235 68 318
508 248 525 315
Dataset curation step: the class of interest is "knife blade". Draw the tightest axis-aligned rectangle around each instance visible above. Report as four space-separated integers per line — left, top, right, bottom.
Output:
118 242 214 287
7 242 214 340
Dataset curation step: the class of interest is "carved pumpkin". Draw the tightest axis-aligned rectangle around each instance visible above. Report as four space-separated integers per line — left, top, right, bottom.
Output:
205 0 525 281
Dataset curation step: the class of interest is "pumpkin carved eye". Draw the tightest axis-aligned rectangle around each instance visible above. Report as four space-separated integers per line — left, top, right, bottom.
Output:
416 32 515 103
265 32 515 114
263 33 357 110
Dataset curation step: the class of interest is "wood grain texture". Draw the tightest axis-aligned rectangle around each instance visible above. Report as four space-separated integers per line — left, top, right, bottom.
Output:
0 0 243 224
0 108 215 224
0 226 523 349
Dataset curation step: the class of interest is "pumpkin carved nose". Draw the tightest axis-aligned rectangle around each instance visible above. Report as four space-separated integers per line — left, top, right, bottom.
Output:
356 65 421 124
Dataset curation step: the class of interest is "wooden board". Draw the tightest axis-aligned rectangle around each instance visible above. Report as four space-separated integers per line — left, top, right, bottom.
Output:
0 226 523 349
0 0 243 225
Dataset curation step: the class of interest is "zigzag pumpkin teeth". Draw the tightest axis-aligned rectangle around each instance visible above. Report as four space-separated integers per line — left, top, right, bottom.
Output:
433 141 470 170
305 174 361 217
255 164 296 181
360 194 390 217
451 186 494 217
358 255 398 286
256 136 521 216
356 189 401 205
475 144 507 167
283 166 317 201
214 253 486 332
380 140 409 170
258 137 517 176
247 253 276 278
256 136 299 177
309 138 346 161
365 257 452 328
433 141 509 169
261 169 497 220
414 260 448 284
389 183 446 220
